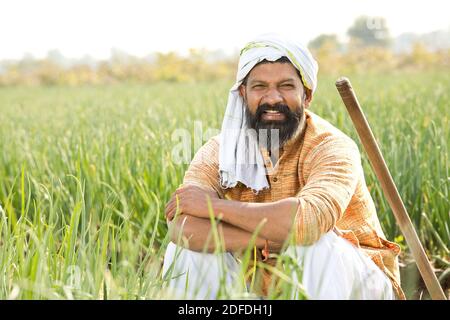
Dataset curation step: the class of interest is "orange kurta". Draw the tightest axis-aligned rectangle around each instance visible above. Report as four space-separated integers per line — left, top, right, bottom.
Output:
182 109 405 299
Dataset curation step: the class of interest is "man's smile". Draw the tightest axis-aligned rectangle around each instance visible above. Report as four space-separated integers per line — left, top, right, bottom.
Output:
261 110 286 121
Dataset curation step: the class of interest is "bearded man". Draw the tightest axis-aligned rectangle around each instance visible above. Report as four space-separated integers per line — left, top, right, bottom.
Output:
162 34 404 300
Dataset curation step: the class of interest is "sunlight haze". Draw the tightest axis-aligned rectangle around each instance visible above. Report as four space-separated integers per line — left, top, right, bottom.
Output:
1 0 449 59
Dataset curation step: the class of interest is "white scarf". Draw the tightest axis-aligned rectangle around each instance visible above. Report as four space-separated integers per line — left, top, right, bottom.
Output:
218 33 319 193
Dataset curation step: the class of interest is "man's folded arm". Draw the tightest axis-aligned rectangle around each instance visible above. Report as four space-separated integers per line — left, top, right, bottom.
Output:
169 136 282 253
209 135 361 246
168 215 280 253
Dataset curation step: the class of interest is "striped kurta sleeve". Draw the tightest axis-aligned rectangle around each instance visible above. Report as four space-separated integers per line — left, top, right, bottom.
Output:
182 136 224 197
294 134 362 245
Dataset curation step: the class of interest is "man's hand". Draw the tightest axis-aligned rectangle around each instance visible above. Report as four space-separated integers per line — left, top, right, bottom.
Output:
165 185 219 221
165 185 298 245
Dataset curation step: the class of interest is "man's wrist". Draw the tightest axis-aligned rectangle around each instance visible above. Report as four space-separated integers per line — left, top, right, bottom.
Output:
211 197 225 219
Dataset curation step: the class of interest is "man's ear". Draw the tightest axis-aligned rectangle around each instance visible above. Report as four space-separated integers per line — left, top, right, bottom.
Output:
239 84 246 100
304 88 313 108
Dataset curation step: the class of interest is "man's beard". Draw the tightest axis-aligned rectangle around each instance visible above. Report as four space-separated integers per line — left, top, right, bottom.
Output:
245 103 304 151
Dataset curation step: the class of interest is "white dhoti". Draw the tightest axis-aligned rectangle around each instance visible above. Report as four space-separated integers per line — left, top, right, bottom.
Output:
162 231 394 300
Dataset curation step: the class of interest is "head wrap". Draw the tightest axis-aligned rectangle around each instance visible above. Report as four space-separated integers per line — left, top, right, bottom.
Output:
218 33 319 193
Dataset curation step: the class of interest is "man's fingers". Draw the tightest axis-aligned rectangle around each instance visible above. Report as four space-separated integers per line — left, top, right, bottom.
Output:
166 203 179 221
167 208 174 221
165 204 173 219
165 196 184 220
165 201 178 218
166 189 183 209
165 193 181 212
164 196 173 212
165 199 177 219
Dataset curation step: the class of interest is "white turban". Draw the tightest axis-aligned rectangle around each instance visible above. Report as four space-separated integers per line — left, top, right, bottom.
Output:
218 33 319 193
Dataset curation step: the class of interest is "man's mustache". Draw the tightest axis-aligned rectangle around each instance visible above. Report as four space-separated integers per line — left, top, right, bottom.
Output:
255 103 300 120
245 102 303 149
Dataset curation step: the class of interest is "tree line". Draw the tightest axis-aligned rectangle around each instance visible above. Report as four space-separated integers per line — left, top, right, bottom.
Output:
1 16 448 86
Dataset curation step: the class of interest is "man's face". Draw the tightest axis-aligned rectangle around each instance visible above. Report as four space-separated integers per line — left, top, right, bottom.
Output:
239 61 311 150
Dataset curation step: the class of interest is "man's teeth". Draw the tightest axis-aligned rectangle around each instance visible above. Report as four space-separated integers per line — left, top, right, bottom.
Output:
265 110 280 113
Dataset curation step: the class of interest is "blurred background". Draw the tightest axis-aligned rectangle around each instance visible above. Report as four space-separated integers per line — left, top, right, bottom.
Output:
1 0 449 85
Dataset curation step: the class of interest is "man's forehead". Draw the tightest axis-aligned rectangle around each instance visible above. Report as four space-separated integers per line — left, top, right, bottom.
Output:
246 62 302 83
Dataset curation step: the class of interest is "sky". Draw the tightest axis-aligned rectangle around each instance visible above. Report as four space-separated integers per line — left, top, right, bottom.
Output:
0 0 449 60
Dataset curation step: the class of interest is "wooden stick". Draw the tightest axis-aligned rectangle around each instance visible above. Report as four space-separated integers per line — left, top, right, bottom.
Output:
335 77 446 300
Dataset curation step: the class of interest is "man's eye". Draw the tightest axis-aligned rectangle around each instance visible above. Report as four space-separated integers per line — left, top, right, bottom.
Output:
252 84 265 89
281 83 294 88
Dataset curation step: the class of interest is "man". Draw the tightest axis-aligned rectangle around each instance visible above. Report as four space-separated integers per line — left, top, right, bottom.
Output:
163 34 404 300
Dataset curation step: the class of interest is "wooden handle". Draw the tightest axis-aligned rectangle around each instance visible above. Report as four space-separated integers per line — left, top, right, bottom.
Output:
335 77 446 300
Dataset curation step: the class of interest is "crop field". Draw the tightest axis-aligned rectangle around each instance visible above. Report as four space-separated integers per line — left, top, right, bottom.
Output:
0 71 448 299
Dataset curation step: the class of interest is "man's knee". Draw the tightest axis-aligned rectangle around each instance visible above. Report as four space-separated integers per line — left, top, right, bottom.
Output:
280 231 394 299
162 242 241 299
163 241 239 275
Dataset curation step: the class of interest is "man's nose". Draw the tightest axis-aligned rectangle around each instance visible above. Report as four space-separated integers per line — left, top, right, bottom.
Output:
262 87 283 105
